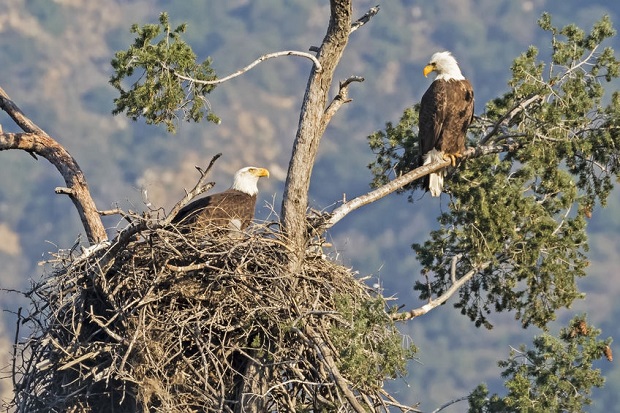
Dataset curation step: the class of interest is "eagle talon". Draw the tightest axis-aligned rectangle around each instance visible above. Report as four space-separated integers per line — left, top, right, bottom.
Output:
443 153 461 167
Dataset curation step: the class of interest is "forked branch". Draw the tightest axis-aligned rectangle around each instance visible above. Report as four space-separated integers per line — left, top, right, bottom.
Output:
480 93 544 145
321 76 365 134
163 153 221 225
0 86 107 244
392 261 492 321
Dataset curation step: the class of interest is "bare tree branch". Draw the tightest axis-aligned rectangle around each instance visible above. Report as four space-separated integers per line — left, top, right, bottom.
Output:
163 152 221 225
323 141 521 230
324 158 449 230
430 396 469 413
392 261 492 321
0 90 107 245
168 50 322 86
303 326 368 413
379 389 423 413
450 254 462 284
322 76 365 132
480 93 544 145
308 4 381 53
350 5 380 34
97 208 128 217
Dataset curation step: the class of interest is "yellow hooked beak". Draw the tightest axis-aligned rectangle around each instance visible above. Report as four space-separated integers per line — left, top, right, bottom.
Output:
423 64 435 77
251 167 270 178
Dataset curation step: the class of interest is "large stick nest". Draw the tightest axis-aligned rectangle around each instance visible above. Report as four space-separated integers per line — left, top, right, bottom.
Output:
11 217 412 412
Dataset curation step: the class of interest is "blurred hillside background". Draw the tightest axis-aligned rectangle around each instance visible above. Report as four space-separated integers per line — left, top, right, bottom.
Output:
1 0 619 411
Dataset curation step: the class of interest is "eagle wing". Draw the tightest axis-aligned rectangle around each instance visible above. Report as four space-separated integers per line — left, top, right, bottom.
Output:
419 79 474 160
419 79 448 159
441 79 474 155
172 189 257 232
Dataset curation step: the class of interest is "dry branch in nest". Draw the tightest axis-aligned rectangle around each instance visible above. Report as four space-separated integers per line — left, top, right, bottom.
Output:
11 215 413 412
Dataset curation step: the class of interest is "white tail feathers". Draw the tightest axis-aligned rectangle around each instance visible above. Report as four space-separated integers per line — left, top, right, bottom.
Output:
423 149 446 197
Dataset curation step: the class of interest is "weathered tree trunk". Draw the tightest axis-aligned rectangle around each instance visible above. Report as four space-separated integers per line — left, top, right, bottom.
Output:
280 0 352 270
0 86 107 244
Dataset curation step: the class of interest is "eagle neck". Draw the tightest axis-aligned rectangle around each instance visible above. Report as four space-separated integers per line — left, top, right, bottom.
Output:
231 180 259 196
435 72 465 81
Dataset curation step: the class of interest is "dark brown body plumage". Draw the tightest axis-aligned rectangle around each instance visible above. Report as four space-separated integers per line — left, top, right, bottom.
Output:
172 189 257 232
419 78 474 195
419 78 474 159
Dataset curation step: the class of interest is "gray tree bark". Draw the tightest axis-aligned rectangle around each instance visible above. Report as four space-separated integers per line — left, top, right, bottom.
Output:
280 0 352 270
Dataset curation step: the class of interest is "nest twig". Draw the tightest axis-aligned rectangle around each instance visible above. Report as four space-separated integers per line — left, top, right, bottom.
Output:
10 214 412 412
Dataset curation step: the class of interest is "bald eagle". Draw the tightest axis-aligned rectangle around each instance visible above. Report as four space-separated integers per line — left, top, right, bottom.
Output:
419 51 474 196
172 166 269 233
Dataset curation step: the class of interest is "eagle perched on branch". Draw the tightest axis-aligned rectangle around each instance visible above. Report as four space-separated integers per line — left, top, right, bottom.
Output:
172 166 269 233
419 51 474 196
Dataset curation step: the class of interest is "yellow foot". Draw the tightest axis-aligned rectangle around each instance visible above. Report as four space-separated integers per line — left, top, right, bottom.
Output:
443 152 462 167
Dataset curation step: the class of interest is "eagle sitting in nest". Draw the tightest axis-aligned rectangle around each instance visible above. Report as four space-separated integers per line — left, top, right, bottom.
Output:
171 166 269 234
